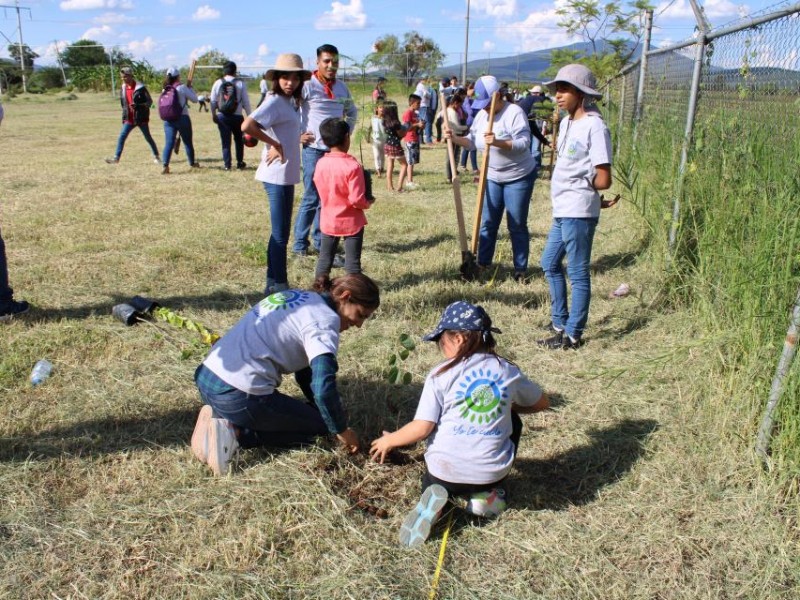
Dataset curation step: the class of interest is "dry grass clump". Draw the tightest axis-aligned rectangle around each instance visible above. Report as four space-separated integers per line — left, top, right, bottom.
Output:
0 93 797 599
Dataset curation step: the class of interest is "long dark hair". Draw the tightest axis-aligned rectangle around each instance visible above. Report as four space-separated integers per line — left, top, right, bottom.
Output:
382 100 401 134
435 330 500 375
313 273 380 311
270 71 304 101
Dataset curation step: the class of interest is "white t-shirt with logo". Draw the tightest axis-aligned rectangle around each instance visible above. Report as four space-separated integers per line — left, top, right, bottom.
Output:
551 111 612 218
250 93 302 185
202 291 340 395
465 102 536 183
415 353 543 485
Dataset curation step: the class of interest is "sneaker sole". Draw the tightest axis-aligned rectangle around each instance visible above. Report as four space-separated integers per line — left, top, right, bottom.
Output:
399 484 448 548
207 419 237 476
190 405 213 464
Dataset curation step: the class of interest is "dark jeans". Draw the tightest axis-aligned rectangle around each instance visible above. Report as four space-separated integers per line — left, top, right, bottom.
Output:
315 229 364 278
162 114 195 167
293 146 328 253
421 412 522 496
445 144 462 181
0 225 13 305
113 121 159 160
196 365 327 448
216 113 245 169
263 182 295 288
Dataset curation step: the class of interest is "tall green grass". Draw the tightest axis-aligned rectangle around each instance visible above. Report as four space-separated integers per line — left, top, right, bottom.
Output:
614 101 800 476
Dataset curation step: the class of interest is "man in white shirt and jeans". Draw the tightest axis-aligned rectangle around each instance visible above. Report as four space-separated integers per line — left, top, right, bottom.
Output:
210 61 252 171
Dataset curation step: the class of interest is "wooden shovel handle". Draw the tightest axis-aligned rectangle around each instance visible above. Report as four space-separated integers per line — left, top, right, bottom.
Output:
187 59 197 87
470 91 500 256
441 93 469 254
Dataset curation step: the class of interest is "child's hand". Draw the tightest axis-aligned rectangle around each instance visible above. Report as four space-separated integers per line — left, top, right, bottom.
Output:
369 431 394 463
337 428 360 454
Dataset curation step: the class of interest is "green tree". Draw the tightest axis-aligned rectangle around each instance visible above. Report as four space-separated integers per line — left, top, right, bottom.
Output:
61 40 108 68
550 0 652 83
7 44 39 71
193 49 229 90
371 31 443 86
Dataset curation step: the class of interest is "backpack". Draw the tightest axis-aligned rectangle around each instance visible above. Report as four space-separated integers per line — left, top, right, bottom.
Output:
158 84 182 121
218 79 239 114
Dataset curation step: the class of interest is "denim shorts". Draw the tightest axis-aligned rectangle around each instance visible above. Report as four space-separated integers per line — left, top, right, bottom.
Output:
405 141 420 165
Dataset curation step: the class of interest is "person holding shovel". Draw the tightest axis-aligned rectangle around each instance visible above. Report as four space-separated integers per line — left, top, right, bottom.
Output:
446 75 538 282
191 273 380 476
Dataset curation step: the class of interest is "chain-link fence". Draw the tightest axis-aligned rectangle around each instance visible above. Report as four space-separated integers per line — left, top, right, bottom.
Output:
607 3 800 464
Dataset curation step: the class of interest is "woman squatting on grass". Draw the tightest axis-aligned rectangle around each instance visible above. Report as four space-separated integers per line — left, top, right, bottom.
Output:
536 64 613 351
370 301 550 547
242 53 314 296
191 273 380 476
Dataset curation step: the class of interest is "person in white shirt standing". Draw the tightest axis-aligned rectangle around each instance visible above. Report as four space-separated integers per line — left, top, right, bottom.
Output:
210 61 252 171
292 44 358 257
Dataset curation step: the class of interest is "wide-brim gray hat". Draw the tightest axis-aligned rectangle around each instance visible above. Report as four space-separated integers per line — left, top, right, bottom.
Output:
544 64 602 99
266 53 312 82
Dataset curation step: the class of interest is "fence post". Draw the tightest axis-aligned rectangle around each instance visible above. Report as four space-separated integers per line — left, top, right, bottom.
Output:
667 36 706 257
632 8 653 144
616 73 626 160
756 286 800 464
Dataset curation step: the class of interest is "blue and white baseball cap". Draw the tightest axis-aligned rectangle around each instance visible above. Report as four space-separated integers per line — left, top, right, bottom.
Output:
423 301 501 342
471 75 501 110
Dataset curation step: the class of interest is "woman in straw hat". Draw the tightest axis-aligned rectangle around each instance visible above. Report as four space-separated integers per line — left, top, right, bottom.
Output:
242 53 314 295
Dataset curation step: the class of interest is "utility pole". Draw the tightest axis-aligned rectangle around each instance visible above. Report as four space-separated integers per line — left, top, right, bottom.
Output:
54 40 68 87
0 1 32 93
461 0 470 84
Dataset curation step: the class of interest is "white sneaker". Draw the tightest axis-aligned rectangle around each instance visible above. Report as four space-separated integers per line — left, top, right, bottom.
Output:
399 484 448 547
190 405 213 464
466 487 507 518
207 417 239 476
404 182 417 190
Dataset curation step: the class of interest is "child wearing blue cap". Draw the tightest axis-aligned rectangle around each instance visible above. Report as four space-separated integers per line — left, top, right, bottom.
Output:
370 301 550 547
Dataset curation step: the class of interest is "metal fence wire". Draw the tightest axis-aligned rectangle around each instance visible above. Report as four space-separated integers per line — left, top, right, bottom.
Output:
607 3 800 463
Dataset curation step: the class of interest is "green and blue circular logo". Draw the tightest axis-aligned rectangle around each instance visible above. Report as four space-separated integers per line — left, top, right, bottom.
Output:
258 290 310 312
455 368 508 424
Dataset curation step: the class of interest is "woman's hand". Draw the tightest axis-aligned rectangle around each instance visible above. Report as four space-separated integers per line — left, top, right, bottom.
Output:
300 132 315 145
337 428 360 454
266 143 285 165
483 131 496 147
369 431 394 464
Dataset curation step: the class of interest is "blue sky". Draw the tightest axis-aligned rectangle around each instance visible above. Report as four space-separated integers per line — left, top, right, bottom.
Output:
0 0 789 75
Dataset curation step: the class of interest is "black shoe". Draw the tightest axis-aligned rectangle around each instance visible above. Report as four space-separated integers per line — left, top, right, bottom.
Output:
513 271 526 283
223 166 231 171
545 321 560 333
0 299 30 322
236 162 247 170
537 331 584 350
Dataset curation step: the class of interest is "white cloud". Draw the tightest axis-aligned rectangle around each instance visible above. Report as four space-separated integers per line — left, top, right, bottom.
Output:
314 0 367 30
656 0 747 20
35 40 72 63
257 44 270 57
93 12 138 24
499 6 576 52
127 36 157 54
192 5 220 21
190 44 213 60
406 17 424 27
160 0 176 4
472 0 517 18
81 25 115 40
60 0 133 10
483 40 496 51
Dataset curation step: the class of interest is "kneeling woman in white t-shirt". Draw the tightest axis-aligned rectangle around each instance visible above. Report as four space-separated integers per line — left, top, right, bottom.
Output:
192 273 380 476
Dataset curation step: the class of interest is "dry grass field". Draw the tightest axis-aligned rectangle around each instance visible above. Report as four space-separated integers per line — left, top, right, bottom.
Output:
0 91 797 599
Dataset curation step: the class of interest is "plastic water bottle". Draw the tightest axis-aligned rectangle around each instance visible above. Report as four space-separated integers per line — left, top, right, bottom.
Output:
30 359 53 386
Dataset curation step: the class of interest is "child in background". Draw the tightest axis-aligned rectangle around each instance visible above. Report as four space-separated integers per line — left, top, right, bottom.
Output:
371 102 387 178
444 91 468 183
401 93 423 189
382 101 410 192
537 64 612 350
370 301 550 547
313 118 374 283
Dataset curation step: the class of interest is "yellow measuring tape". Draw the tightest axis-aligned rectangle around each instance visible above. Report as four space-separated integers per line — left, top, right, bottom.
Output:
428 510 454 600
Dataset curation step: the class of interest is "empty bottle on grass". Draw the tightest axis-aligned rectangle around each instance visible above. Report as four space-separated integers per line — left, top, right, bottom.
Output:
30 359 53 386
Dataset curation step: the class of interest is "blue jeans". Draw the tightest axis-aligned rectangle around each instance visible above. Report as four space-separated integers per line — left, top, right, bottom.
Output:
263 182 295 289
293 146 327 253
216 113 244 169
113 122 159 160
460 148 478 171
0 225 13 305
162 114 195 167
478 169 537 273
422 107 434 144
196 367 327 448
540 217 599 340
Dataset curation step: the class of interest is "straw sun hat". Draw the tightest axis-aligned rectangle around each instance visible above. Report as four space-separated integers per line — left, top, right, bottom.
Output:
266 53 312 82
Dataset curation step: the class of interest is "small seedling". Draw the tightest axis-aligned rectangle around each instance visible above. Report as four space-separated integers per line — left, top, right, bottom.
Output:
153 307 220 346
385 333 416 385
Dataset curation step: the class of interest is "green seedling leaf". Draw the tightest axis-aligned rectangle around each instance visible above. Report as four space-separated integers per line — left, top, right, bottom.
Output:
402 372 412 385
399 349 409 360
386 366 399 384
388 354 397 366
399 334 415 351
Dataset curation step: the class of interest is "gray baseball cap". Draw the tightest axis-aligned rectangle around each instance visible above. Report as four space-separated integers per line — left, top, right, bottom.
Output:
544 64 602 99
